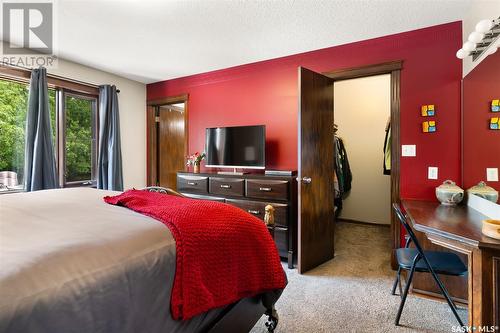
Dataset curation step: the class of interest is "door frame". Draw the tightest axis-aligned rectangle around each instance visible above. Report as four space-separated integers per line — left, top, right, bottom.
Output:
146 94 189 186
323 61 402 269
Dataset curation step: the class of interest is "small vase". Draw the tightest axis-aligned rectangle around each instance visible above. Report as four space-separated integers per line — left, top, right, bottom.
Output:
194 164 200 174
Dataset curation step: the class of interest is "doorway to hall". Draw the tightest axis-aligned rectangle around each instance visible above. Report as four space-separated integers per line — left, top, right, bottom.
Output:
147 95 188 190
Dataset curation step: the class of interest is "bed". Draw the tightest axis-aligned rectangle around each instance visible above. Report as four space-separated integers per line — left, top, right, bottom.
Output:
0 188 283 333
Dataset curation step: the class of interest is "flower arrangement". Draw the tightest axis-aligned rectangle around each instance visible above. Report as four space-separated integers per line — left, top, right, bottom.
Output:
186 152 206 173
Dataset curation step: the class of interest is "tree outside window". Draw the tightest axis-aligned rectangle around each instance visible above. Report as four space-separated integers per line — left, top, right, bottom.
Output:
0 78 97 191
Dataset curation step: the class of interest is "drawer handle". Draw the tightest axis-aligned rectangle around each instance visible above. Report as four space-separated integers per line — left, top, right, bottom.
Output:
259 187 272 192
220 184 231 189
248 209 261 215
187 182 197 186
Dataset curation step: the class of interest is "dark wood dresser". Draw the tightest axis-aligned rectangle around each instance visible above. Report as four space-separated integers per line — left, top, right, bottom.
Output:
177 172 297 268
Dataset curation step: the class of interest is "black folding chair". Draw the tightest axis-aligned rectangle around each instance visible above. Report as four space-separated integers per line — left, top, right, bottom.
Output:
391 203 467 327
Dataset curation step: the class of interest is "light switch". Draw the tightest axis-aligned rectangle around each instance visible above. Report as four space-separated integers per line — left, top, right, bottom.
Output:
402 145 416 157
428 167 438 180
487 168 499 182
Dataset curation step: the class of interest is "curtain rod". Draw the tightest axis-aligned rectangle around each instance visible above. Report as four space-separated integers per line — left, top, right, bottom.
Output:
0 62 120 93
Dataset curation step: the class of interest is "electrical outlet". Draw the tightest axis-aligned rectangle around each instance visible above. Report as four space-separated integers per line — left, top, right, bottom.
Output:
402 145 416 157
487 168 499 182
428 167 438 180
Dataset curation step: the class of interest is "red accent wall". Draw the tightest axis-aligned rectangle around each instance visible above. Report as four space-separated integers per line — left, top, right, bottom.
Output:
463 52 500 192
148 22 463 201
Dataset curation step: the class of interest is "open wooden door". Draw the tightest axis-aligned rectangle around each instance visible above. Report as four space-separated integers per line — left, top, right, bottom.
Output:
157 103 187 189
147 94 189 188
298 67 335 273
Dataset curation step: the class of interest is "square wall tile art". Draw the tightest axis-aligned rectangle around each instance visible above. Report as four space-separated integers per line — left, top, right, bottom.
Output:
421 105 435 116
490 117 499 130
422 120 437 133
492 100 499 112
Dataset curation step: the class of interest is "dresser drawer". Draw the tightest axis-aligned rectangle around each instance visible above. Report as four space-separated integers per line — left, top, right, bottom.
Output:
270 226 288 258
226 199 289 227
181 193 226 202
246 179 289 201
209 177 245 197
177 175 208 194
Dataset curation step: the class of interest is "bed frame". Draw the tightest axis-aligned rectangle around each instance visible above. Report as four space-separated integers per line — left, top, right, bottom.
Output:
142 186 280 333
206 293 280 333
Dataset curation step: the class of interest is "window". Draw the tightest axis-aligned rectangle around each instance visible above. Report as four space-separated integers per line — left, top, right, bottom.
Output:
59 93 98 186
0 79 29 191
0 77 98 192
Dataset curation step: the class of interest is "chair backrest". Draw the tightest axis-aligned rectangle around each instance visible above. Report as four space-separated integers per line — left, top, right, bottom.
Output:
392 203 425 254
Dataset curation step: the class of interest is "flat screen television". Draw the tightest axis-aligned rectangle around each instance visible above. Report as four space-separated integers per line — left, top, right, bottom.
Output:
205 125 265 169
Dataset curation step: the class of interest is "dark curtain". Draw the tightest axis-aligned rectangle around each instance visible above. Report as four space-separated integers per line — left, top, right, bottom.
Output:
97 85 123 191
24 67 58 191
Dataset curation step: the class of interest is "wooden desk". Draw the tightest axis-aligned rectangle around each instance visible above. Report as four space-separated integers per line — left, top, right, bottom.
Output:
402 199 500 328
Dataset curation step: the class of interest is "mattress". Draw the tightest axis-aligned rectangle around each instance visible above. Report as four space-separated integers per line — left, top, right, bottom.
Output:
0 188 226 333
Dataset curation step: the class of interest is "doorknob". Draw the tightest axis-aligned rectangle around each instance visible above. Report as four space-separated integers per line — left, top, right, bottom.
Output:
301 177 312 184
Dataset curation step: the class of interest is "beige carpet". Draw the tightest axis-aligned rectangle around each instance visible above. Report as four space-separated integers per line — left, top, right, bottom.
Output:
251 222 467 332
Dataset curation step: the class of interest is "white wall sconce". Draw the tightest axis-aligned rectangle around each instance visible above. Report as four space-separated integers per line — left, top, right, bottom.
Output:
456 17 500 60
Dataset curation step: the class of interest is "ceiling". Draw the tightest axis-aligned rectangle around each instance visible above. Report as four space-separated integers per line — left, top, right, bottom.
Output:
52 0 476 84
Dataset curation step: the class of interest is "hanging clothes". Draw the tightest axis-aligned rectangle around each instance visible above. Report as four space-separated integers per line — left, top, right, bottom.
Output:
383 118 391 175
334 135 352 199
334 168 342 211
333 124 352 213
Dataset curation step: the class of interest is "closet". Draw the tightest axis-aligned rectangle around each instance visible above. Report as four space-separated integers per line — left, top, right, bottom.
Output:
297 62 401 273
333 74 391 225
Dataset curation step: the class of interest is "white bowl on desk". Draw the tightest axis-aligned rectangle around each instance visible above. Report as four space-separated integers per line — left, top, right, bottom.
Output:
482 219 500 240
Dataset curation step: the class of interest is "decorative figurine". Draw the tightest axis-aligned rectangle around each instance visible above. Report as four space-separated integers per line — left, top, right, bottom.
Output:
467 181 498 203
264 205 275 226
435 180 464 205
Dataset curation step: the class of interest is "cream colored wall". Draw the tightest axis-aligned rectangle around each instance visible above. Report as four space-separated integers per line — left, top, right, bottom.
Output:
48 59 147 189
334 74 391 225
462 1 500 77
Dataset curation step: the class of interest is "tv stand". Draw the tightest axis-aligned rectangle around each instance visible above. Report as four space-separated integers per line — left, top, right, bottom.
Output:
176 171 297 268
217 168 249 175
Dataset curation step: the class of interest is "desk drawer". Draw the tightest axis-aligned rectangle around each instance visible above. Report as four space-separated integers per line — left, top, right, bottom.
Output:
177 175 208 194
209 177 245 197
246 179 289 201
226 199 289 227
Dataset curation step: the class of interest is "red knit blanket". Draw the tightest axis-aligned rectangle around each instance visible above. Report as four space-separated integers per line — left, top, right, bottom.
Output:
104 190 286 320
